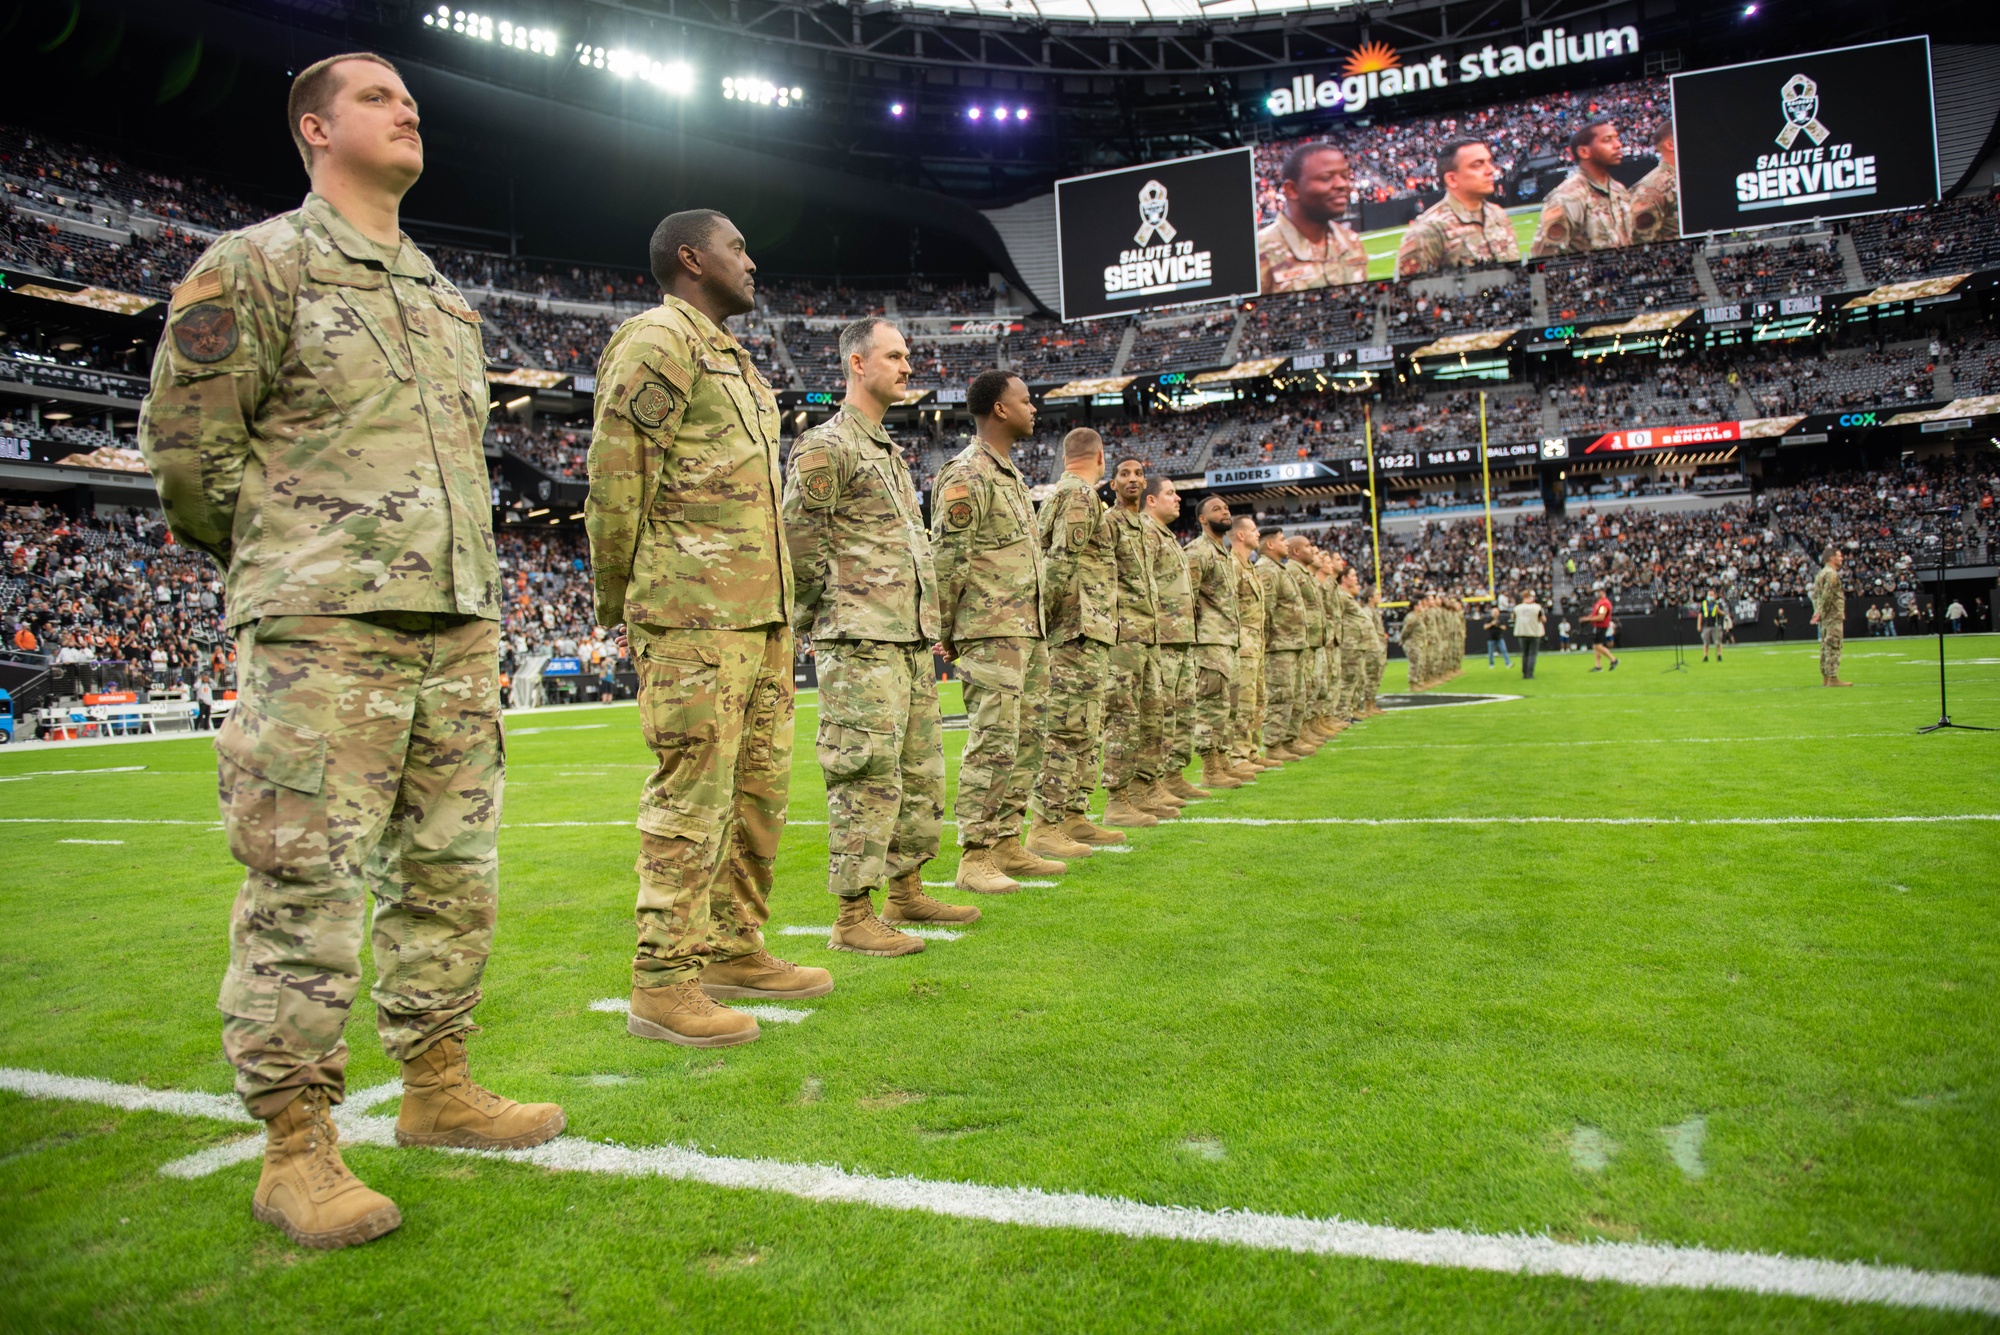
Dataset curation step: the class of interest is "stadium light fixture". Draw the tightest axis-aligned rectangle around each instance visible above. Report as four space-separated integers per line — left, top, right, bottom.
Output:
423 7 559 55
577 43 695 95
890 102 905 116
967 106 982 120
993 106 1009 120
1017 107 1030 120
722 78 804 108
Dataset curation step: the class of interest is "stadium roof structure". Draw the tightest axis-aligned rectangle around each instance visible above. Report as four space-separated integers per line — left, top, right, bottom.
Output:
876 0 1378 23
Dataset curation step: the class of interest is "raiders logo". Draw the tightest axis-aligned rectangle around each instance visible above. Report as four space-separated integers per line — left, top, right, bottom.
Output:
171 304 238 364
946 500 974 530
802 469 835 503
630 382 674 429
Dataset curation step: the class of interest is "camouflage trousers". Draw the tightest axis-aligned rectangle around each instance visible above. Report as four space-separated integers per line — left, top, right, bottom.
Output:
1103 641 1163 792
631 622 793 987
1037 636 1111 822
953 635 1048 848
1337 642 1364 719
1819 624 1843 680
1310 645 1331 719
1363 646 1386 708
814 639 944 895
1263 648 1304 745
1190 644 1236 756
217 613 501 1120
1156 644 1197 771
1231 647 1266 760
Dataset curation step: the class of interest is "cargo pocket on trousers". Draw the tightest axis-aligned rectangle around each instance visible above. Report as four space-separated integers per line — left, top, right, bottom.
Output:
740 673 789 775
214 705 332 884
639 641 721 755
216 966 281 1023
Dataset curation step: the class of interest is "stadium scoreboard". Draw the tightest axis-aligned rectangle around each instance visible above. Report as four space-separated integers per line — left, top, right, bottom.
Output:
1054 148 1260 322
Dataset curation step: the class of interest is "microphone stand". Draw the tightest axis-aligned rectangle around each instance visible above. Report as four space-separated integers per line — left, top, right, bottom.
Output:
1916 510 1990 734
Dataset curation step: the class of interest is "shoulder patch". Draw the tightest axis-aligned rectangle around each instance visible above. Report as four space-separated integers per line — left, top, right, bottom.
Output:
946 497 975 531
171 269 223 312
170 304 238 364
801 468 836 505
629 381 677 430
1069 522 1089 549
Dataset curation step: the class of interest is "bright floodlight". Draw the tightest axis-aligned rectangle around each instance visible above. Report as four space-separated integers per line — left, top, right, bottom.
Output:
994 106 1009 120
968 106 981 119
890 102 905 116
1017 107 1030 120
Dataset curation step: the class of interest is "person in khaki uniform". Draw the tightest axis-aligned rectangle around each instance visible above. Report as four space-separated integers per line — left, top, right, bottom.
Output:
1257 143 1368 293
1185 496 1247 791
1628 123 1680 245
590 208 829 1050
1362 587 1388 714
1102 457 1171 824
1030 428 1126 859
1145 477 1204 805
137 52 563 1252
931 370 1060 894
1530 119 1634 258
1258 529 1309 762
783 317 975 955
1396 140 1522 279
1335 564 1372 723
1810 548 1851 687
1285 535 1327 755
1227 515 1275 772
1305 548 1345 740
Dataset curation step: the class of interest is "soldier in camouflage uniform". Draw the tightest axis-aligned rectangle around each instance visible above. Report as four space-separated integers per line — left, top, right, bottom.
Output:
1308 549 1347 739
138 52 562 1251
1362 587 1389 714
1186 496 1247 790
1396 141 1521 279
1628 123 1680 246
1103 457 1171 824
1031 428 1127 856
783 317 975 956
1258 143 1368 293
590 209 830 1051
1529 119 1634 259
1810 547 1851 687
1404 597 1431 690
1335 564 1372 722
1227 516 1274 772
1285 535 1327 755
1146 477 1205 804
931 370 1059 893
1259 530 1308 762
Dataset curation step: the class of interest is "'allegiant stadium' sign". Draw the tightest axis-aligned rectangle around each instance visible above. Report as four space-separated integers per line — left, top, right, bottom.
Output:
1266 28 1641 118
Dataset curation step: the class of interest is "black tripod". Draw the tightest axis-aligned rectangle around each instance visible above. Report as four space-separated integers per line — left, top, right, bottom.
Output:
1663 600 1688 673
1916 516 1990 734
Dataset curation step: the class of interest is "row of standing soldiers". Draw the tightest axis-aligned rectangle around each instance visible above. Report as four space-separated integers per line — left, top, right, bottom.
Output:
1401 595 1470 690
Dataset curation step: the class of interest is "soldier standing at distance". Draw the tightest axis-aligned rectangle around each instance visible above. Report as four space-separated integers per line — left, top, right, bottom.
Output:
590 208 830 1050
1362 586 1388 714
1628 123 1680 245
783 317 976 955
1257 143 1369 293
138 52 563 1251
1396 140 1522 279
1310 549 1347 738
1186 496 1247 790
931 370 1061 893
1286 535 1327 755
1335 564 1372 723
1145 476 1206 805
1529 119 1634 258
1031 428 1127 857
1259 529 1308 761
1810 547 1852 687
1228 515 1276 772
1103 457 1170 824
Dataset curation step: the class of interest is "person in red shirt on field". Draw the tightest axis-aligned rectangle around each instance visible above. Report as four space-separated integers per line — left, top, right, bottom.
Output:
1583 585 1619 672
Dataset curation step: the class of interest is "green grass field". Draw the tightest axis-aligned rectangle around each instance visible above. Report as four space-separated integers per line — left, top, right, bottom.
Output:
3 637 1998 1331
1360 207 1542 281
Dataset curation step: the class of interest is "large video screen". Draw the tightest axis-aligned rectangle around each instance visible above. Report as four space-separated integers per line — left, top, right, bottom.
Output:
1054 148 1261 322
1671 37 1937 236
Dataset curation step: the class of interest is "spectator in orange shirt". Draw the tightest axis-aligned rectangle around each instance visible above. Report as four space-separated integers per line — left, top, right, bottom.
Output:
1583 586 1619 672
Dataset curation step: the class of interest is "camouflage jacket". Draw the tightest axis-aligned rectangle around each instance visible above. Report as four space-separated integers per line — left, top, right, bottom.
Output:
587 295 790 631
1260 557 1306 652
1812 565 1844 623
1257 214 1367 293
1317 576 1341 648
1529 170 1633 258
1395 196 1520 279
1107 505 1159 644
1336 588 1372 644
1037 470 1116 647
930 438 1044 642
1186 532 1239 648
1233 552 1266 657
1147 516 1195 646
782 403 938 643
138 193 498 628
1368 603 1387 650
1291 562 1327 648
1628 162 1681 245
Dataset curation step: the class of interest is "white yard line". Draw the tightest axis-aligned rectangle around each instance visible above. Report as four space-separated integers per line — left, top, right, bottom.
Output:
923 879 1057 889
57 838 125 845
1 1065 1993 1316
1180 815 2000 828
0 765 149 783
587 998 813 1023
775 924 964 941
1336 732 1926 752
506 724 610 736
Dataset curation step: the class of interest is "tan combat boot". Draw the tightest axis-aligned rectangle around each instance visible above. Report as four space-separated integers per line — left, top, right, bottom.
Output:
955 847 1021 894
1262 743 1299 763
1290 735 1321 756
1200 752 1244 789
1165 771 1211 800
1226 758 1262 782
1060 814 1128 846
1099 790 1159 827
1144 777 1186 809
628 979 759 1047
993 837 1067 877
829 893 925 956
252 1088 401 1250
699 950 835 1000
884 870 981 924
1025 816 1092 861
396 1032 566 1151
1132 783 1179 820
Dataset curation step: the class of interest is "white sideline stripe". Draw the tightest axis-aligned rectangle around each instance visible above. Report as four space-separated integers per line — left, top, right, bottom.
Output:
0 818 217 826
59 838 125 845
2 1067 1991 1316
1179 815 2000 828
1336 732 1925 752
506 724 610 736
0 765 149 782
922 879 1057 889
775 924 964 941
153 1080 406 1179
587 998 812 1023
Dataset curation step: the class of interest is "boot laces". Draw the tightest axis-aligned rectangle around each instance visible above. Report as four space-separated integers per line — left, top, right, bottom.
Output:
440 1038 505 1112
303 1094 352 1192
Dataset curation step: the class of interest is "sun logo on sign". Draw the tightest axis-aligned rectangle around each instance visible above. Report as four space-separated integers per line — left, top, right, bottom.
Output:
1342 41 1399 75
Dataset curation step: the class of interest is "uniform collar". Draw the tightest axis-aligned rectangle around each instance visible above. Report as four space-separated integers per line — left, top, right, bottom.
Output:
1275 211 1339 261
662 294 746 354
303 193 428 278
1444 194 1491 224
839 402 894 451
1575 169 1616 199
975 437 1022 479
1199 531 1228 554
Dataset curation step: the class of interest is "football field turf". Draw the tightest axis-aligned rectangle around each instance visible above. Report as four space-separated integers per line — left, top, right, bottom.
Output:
2 637 1997 1331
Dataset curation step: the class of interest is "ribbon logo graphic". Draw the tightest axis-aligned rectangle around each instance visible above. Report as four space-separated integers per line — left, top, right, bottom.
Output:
1133 179 1177 246
1776 73 1829 149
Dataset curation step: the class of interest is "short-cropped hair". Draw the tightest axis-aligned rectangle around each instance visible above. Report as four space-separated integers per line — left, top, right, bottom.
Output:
288 53 400 173
1437 139 1484 182
966 369 1018 418
649 210 730 289
838 317 896 368
1280 141 1345 185
1062 428 1104 462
